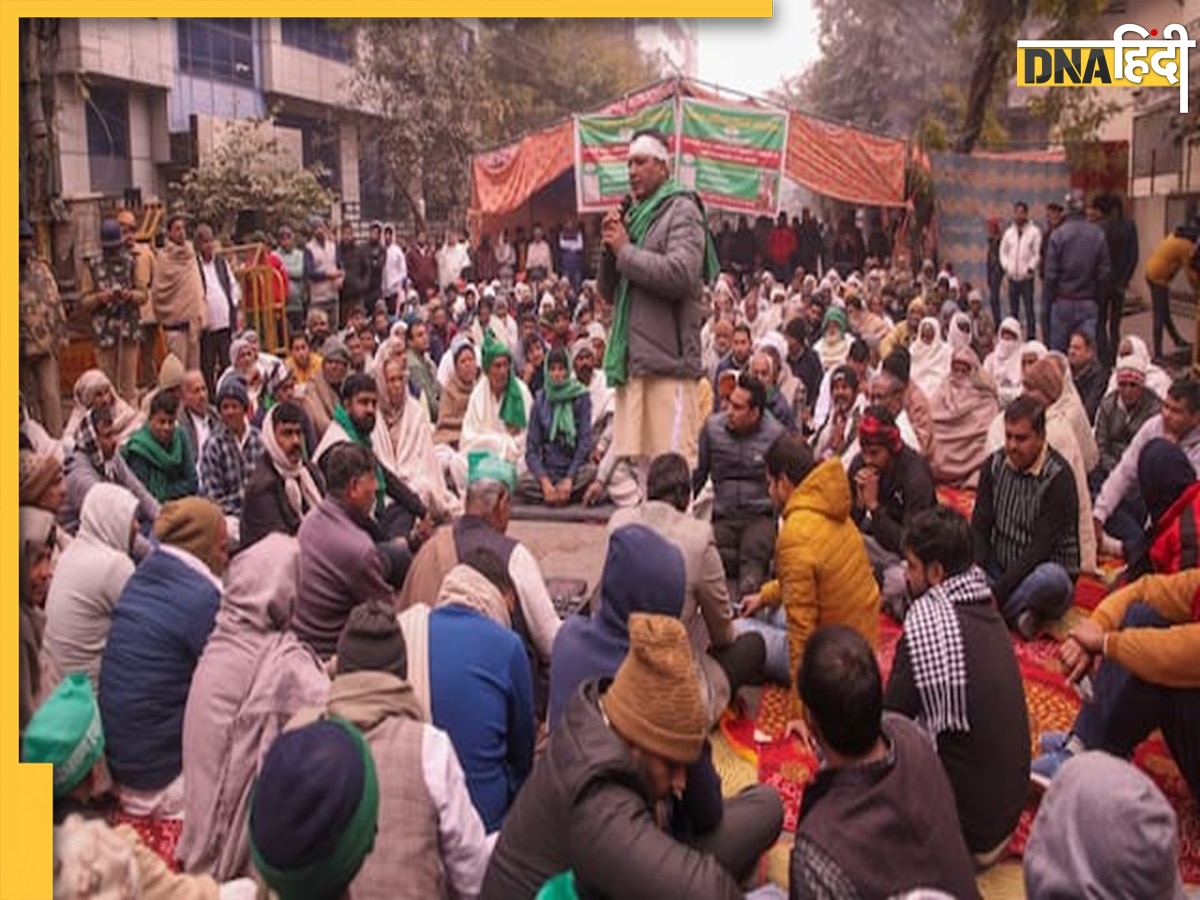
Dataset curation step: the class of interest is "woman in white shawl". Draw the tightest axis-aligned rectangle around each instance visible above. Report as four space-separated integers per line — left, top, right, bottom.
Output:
984 357 1098 573
371 347 457 521
1105 335 1173 400
928 348 1000 488
1046 351 1100 472
61 369 142 456
983 317 1025 407
910 316 953 398
947 311 974 355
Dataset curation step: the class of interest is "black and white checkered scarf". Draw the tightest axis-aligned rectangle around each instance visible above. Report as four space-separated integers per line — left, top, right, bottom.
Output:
904 565 993 737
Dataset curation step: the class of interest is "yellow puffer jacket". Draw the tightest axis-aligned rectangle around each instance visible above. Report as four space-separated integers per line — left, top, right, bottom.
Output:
760 458 880 717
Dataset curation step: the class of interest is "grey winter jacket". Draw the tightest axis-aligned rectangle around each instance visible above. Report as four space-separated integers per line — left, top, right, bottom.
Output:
694 412 786 520
480 679 741 900
598 192 707 379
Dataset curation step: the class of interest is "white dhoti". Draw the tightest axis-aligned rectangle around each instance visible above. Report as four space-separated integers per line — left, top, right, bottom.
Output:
613 376 698 468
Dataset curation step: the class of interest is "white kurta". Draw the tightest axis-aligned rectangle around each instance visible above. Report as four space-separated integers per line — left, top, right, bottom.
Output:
461 377 533 467
372 393 459 518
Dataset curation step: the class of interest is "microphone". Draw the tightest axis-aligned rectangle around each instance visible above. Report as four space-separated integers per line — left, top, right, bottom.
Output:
604 194 635 267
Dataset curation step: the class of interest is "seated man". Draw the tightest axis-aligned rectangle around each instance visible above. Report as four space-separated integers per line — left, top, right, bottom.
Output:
864 369 923 454
694 373 786 598
1031 567 1199 800
881 348 934 457
289 603 493 895
611 453 766 724
399 454 561 669
739 435 880 704
462 330 533 468
848 406 937 621
748 349 797 431
811 365 863 463
1091 353 1161 495
292 443 397 659
482 614 782 899
121 391 198 503
178 533 328 880
98 498 228 815
199 377 264 536
791 626 980 900
713 322 753 391
886 507 1031 864
314 372 429 546
1066 329 1108 422
300 337 351 439
240 402 325 551
972 395 1080 640
61 404 159 538
520 347 595 506
1094 376 1200 563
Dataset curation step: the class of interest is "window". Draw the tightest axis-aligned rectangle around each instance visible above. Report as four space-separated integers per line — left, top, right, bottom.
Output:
86 85 131 193
177 19 255 84
275 113 342 191
280 19 350 62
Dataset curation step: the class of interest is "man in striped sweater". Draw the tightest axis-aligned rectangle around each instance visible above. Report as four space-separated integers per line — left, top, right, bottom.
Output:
971 395 1080 640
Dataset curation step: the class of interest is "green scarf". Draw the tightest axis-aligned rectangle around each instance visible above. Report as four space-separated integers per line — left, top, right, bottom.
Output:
544 370 589 444
333 404 387 516
482 329 527 430
123 423 184 501
603 180 720 387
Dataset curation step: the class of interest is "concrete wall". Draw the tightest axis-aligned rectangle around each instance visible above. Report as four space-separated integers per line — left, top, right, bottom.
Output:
61 19 175 90
259 19 357 110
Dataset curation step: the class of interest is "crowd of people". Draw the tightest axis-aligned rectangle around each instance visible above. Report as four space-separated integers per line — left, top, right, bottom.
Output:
16 124 1200 898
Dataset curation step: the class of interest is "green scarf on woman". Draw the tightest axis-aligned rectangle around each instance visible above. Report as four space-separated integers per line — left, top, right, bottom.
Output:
123 423 185 502
482 329 527 429
603 180 720 387
544 368 589 445
332 404 387 516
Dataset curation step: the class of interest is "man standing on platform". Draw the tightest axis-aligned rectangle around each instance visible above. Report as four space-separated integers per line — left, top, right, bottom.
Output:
599 128 717 481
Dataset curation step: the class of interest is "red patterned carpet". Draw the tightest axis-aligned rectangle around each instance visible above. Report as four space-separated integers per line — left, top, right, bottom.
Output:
718 615 1200 883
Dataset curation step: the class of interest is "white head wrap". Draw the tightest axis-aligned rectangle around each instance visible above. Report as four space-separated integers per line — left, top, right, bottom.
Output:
628 133 670 162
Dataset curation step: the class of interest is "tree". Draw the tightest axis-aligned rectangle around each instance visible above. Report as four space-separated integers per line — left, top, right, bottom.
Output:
349 19 491 230
478 20 663 146
170 118 335 240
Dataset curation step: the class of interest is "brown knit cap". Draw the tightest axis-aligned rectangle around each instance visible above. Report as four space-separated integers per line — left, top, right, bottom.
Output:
1023 357 1064 408
153 498 226 574
604 614 707 764
19 451 63 508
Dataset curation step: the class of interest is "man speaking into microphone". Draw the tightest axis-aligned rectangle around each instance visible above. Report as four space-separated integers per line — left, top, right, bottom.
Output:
599 128 718 481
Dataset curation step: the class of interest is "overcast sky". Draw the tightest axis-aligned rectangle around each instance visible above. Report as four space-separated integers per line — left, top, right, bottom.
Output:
695 5 822 99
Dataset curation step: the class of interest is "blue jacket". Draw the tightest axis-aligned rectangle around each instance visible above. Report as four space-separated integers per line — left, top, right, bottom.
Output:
548 525 686 728
429 605 535 832
525 389 592 482
98 549 220 791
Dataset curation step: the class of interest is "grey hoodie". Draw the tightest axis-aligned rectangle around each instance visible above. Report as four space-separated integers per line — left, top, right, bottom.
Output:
43 482 139 690
1024 751 1185 900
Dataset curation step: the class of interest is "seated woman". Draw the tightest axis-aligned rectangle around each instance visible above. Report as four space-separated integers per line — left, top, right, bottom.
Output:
372 346 457 521
929 348 999 488
120 391 198 504
520 347 595 506
1134 437 1200 578
910 316 953 399
462 331 533 468
216 336 265 421
983 317 1025 408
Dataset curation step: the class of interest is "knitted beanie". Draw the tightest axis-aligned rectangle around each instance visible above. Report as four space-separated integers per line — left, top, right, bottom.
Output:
19 451 62 508
215 375 251 411
1023 357 1064 407
604 613 706 764
249 718 379 900
153 497 225 574
1116 353 1147 383
22 673 105 798
337 602 408 680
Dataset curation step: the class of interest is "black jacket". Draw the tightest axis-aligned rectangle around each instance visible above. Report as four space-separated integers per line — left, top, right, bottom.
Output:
239 455 325 551
848 445 937 554
481 680 742 900
885 604 1031 853
694 412 786 520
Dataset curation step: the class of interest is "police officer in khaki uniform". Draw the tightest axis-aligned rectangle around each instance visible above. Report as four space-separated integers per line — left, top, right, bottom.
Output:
19 219 68 437
81 219 144 405
116 209 158 388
